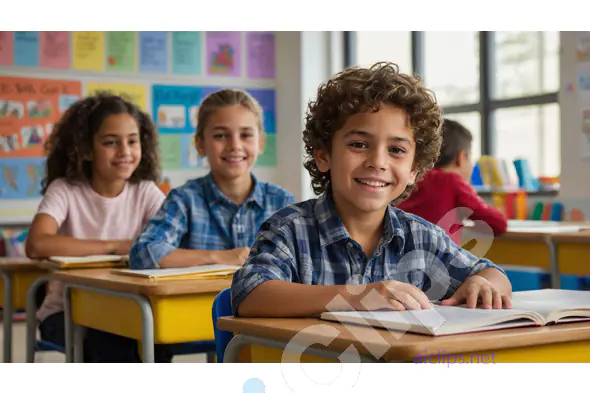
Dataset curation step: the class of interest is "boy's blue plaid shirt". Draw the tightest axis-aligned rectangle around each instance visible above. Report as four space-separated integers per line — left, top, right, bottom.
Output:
231 191 504 315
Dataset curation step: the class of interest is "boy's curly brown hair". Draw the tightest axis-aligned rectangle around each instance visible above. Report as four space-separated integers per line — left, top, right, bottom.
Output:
302 61 443 204
41 92 161 194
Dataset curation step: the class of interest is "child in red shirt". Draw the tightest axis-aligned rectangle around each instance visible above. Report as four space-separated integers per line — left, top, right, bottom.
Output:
397 119 507 245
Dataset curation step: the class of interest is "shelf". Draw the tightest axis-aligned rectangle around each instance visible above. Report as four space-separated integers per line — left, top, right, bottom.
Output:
476 188 559 197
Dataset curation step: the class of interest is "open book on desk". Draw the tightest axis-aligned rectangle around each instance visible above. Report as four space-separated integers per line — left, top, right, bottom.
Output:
320 289 590 336
112 264 240 280
45 255 129 269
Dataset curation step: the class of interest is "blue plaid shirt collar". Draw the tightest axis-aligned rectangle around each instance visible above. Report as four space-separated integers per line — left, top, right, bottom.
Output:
314 190 406 254
203 172 265 211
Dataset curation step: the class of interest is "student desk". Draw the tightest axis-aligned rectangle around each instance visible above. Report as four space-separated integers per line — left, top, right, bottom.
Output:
24 260 134 362
466 223 590 289
464 230 558 287
552 230 590 277
0 257 46 363
218 316 590 363
49 269 230 362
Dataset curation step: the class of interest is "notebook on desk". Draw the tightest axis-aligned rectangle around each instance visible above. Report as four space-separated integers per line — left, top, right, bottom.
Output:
112 264 240 280
320 289 590 336
45 255 129 269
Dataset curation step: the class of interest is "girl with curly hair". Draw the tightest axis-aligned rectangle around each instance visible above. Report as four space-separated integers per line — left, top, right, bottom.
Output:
25 92 166 362
231 62 512 319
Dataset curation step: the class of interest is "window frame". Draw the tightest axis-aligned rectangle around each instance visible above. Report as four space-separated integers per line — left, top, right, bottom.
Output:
344 31 559 157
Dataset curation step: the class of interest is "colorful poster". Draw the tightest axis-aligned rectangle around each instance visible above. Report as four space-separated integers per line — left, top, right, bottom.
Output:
579 67 590 91
172 32 201 75
255 134 276 167
159 134 183 170
40 32 70 69
181 134 208 169
14 32 39 67
206 32 241 77
0 76 82 160
139 32 168 73
246 32 275 79
86 82 147 111
73 32 105 71
106 32 137 72
0 32 14 66
247 88 276 134
0 157 45 199
152 84 202 134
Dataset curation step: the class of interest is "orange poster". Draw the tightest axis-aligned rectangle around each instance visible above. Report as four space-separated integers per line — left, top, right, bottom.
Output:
0 76 82 158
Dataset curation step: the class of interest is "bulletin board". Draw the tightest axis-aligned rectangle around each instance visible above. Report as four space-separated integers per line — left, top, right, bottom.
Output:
0 31 277 225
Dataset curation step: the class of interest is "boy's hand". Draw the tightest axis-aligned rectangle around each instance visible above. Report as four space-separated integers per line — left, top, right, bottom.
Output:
356 280 433 311
440 275 512 309
217 247 250 266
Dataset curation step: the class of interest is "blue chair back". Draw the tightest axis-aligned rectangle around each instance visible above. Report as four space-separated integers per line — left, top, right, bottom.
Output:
212 288 233 362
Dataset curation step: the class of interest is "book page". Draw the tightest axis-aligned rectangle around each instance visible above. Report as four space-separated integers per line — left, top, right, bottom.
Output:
322 305 541 335
114 264 240 278
511 290 590 320
49 255 126 263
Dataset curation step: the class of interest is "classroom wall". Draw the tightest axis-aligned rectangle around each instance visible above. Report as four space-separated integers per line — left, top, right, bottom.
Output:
0 31 345 229
275 31 343 202
558 31 590 217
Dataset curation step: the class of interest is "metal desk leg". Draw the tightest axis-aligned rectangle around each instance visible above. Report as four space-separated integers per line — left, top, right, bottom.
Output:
73 325 85 363
1 270 13 363
26 275 51 363
139 296 155 363
545 236 560 289
63 283 155 363
223 334 247 363
63 285 74 363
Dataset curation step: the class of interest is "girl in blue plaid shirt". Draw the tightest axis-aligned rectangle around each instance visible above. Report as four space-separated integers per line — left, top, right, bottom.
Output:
130 89 295 271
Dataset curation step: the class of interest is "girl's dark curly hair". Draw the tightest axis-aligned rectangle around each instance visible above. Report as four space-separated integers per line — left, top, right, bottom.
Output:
41 91 161 194
302 61 443 204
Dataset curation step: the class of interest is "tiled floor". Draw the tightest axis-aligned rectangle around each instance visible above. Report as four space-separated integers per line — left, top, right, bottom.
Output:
0 318 208 363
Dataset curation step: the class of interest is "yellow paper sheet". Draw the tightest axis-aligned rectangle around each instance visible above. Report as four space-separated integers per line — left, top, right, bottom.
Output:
86 82 147 111
73 32 105 71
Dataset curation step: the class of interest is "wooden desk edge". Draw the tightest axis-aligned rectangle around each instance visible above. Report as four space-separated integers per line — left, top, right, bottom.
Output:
0 258 47 271
467 229 590 242
217 317 590 361
51 269 232 296
551 231 590 244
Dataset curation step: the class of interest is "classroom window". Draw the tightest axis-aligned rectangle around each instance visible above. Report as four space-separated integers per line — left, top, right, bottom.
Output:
424 31 480 106
345 31 561 182
493 32 560 100
349 31 412 74
494 104 561 178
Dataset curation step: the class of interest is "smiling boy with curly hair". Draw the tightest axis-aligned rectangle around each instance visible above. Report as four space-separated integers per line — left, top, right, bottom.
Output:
231 62 512 317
